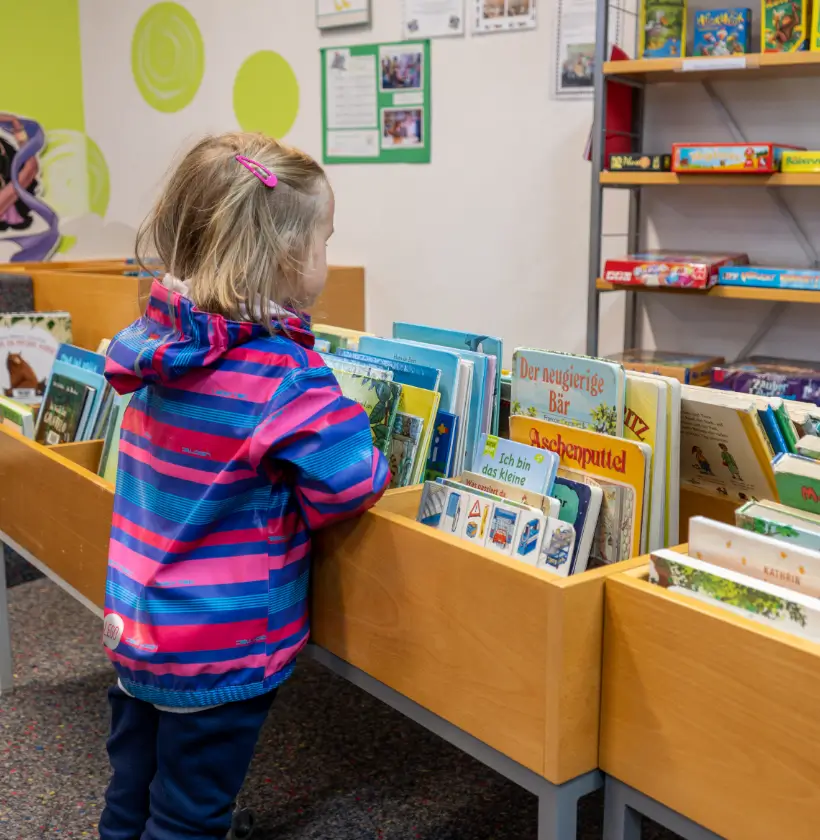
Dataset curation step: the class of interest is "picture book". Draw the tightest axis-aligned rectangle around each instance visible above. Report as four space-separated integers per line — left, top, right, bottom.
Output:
0 312 72 404
511 348 625 436
624 372 668 551
689 516 820 598
711 356 820 405
35 374 92 446
640 0 687 56
393 337 486 473
693 8 752 55
99 393 133 484
510 415 648 561
90 385 116 443
314 338 331 353
358 336 461 415
759 405 788 455
451 359 473 474
0 395 35 438
608 349 723 387
736 499 820 552
797 435 820 460
773 453 820 515
460 470 561 518
322 353 394 381
775 403 800 453
392 323 503 435
396 382 440 485
650 549 820 643
552 475 603 574
332 370 402 455
472 433 558 495
388 413 424 488
336 349 441 392
417 480 449 528
312 324 374 353
41 344 107 441
537 519 577 577
426 410 459 481
484 500 524 558
680 386 778 503
439 486 469 536
462 494 494 548
0 274 34 313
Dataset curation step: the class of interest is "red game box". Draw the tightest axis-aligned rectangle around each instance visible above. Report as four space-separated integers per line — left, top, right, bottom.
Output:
603 251 749 289
671 143 804 174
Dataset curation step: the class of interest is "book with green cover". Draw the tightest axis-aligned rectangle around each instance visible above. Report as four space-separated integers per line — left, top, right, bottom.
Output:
736 499 820 552
35 373 92 445
773 453 820 515
99 393 133 484
388 413 424 488
333 370 402 455
797 435 820 461
0 395 35 438
774 402 800 454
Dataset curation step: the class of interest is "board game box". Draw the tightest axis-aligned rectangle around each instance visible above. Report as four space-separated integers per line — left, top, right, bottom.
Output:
712 356 820 404
672 142 804 173
763 0 808 51
719 265 820 290
693 8 752 55
608 153 671 172
640 0 687 57
782 151 820 172
603 251 749 289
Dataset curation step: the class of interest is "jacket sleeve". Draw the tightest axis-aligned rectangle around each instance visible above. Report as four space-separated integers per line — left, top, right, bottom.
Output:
250 365 391 530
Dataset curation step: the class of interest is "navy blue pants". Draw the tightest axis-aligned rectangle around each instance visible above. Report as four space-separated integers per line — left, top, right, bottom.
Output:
99 685 276 840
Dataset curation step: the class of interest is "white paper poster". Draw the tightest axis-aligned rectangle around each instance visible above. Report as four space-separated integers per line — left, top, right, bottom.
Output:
404 0 466 38
316 0 371 30
473 0 537 33
554 0 595 96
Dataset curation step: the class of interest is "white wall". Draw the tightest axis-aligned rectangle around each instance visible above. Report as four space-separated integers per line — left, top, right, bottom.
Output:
77 0 612 366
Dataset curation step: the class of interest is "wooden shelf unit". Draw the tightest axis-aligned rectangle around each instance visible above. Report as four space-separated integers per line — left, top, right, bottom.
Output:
600 171 820 188
602 52 820 84
596 278 820 304
600 564 820 840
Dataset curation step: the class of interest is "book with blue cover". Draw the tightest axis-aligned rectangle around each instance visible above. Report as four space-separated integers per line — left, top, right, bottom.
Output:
39 344 107 441
336 348 441 392
511 348 625 437
472 433 558 495
357 337 461 414
426 410 460 480
393 323 503 435
551 475 604 574
758 405 788 455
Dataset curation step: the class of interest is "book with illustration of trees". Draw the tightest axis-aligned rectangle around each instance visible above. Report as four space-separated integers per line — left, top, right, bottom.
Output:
511 348 625 437
332 369 402 456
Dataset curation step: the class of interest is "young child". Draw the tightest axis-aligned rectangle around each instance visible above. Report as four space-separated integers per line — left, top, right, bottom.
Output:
98 132 390 840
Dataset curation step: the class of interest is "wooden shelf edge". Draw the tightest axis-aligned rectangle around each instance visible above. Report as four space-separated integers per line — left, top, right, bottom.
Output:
599 172 820 187
595 278 820 303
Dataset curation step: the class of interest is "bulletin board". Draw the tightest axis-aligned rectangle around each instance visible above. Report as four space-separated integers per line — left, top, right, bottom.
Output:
320 40 432 165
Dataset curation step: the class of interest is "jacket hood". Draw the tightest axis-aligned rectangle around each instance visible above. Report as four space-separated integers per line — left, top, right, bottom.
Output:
105 279 315 394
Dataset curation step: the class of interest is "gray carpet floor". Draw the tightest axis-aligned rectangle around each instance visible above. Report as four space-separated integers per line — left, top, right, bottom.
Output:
0 574 683 840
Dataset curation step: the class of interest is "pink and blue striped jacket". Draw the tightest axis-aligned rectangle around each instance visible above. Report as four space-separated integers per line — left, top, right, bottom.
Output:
102 280 390 707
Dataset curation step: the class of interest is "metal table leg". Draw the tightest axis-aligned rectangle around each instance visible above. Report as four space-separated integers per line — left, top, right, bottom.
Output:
603 776 725 840
0 544 13 694
537 769 603 840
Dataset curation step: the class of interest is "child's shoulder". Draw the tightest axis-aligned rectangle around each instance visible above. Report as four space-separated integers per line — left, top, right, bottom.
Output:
238 333 326 379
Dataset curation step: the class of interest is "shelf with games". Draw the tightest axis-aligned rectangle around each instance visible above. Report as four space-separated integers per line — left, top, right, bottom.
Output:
599 171 820 188
595 277 820 304
602 51 820 84
600 562 820 840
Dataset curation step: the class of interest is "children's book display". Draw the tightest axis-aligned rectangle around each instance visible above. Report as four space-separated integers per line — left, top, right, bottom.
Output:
603 252 749 289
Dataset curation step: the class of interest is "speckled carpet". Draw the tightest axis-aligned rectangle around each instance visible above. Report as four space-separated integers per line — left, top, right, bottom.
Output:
1 573 683 840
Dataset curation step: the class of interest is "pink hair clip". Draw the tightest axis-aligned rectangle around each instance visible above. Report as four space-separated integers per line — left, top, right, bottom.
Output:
235 155 278 188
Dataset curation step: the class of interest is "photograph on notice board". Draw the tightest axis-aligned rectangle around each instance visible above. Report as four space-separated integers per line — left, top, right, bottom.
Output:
382 108 424 148
560 42 595 89
379 46 424 91
474 0 537 32
553 0 599 97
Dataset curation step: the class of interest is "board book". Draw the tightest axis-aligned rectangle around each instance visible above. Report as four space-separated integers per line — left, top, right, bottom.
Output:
509 415 648 562
460 470 561 518
396 382 441 485
736 499 820 552
426 410 459 481
511 348 625 436
773 453 820 515
650 548 820 642
472 433 558 495
335 348 441 392
388 413 424 489
332 369 402 456
551 475 603 574
0 395 34 438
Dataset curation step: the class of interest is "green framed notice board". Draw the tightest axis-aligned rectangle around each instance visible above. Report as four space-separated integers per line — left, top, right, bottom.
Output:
321 40 431 165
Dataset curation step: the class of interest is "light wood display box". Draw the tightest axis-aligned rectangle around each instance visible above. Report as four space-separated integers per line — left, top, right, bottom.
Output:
0 429 644 784
600 561 820 839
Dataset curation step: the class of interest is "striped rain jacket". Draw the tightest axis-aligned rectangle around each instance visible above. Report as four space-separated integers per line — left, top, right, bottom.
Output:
102 280 389 707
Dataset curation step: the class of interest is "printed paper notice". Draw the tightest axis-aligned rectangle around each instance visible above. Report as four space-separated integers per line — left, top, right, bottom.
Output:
404 0 465 38
327 130 380 157
473 0 537 33
554 0 595 96
326 51 378 130
317 0 370 29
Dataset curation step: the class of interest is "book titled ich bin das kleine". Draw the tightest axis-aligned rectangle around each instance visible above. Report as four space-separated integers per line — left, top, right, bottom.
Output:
472 434 559 495
511 348 625 437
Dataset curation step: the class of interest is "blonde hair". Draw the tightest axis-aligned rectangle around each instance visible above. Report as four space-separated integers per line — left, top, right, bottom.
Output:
136 132 330 329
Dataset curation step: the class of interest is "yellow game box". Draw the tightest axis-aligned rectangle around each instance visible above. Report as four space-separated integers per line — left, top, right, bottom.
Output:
782 151 820 172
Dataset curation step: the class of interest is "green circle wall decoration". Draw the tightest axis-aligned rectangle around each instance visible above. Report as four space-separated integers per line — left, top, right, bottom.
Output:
233 51 300 138
131 2 204 113
40 130 111 219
